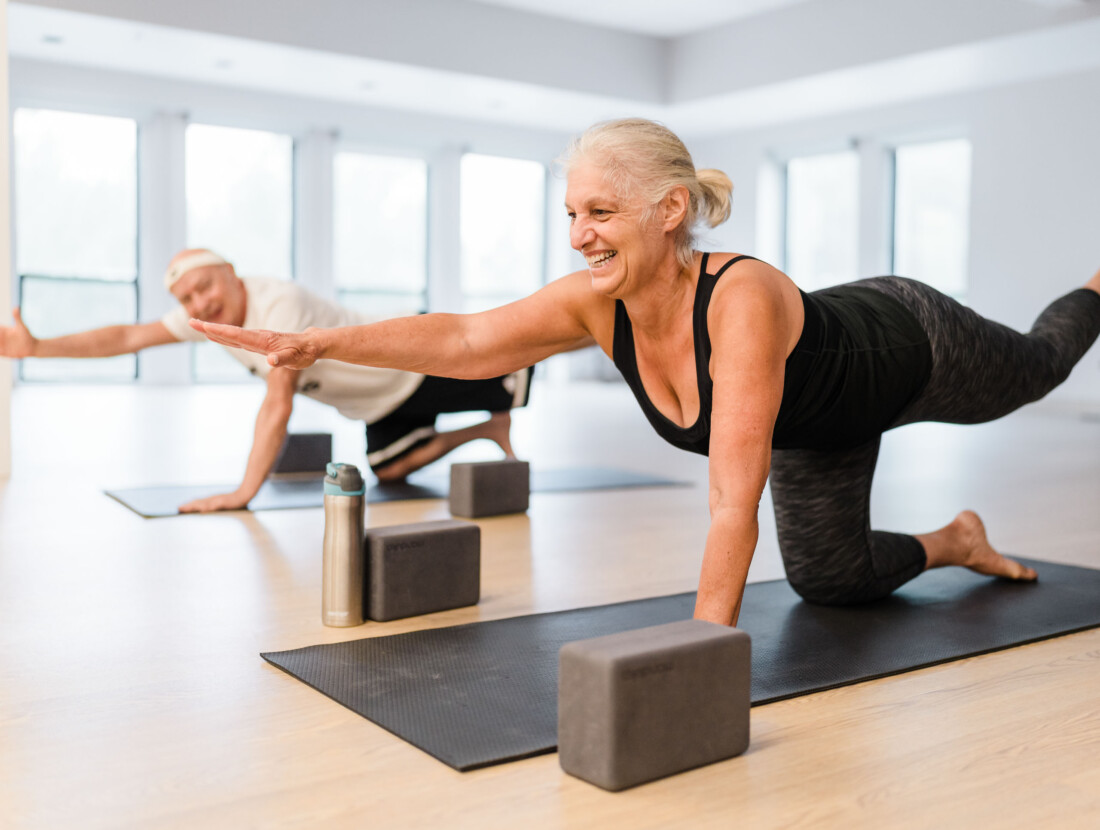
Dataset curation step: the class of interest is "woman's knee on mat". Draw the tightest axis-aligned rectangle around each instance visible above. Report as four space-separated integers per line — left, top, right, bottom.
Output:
784 571 884 606
780 536 922 606
780 549 884 606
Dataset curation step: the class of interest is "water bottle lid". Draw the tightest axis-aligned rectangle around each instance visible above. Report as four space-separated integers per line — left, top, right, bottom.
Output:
324 462 365 496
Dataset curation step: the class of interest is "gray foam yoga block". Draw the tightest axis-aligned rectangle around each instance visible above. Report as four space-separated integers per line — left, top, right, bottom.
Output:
365 519 480 621
558 619 751 791
273 432 332 474
448 459 530 518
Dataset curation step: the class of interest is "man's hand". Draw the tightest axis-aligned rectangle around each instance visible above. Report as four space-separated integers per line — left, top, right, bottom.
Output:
178 491 252 514
190 320 323 370
0 308 38 358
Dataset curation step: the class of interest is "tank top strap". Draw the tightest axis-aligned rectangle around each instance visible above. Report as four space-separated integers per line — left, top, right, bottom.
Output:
693 255 760 410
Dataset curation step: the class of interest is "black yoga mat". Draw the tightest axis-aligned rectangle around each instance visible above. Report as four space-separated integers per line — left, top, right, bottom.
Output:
262 558 1100 771
105 466 687 518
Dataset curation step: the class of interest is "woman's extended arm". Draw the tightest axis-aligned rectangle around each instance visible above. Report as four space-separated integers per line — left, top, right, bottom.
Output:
192 271 605 378
694 268 798 626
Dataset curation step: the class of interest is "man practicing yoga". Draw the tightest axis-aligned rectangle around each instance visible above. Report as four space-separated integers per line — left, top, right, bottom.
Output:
0 249 532 513
193 118 1100 625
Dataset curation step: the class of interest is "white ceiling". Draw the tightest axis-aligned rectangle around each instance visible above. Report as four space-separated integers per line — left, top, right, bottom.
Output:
464 0 817 36
9 0 1100 137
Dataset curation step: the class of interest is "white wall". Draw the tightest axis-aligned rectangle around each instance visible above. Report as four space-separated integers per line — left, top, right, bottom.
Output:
1 0 11 476
13 0 666 103
671 0 1100 102
691 65 1100 406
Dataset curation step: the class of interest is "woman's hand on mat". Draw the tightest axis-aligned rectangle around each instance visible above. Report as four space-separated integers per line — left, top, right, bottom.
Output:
178 490 252 514
0 308 38 358
190 320 324 370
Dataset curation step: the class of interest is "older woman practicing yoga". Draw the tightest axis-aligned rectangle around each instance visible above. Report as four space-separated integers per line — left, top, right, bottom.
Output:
193 118 1100 626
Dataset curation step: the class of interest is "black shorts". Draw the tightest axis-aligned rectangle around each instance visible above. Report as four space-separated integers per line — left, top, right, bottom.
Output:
365 367 533 471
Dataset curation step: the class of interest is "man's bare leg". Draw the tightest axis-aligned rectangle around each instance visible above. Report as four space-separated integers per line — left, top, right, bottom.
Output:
916 510 1038 580
374 412 515 483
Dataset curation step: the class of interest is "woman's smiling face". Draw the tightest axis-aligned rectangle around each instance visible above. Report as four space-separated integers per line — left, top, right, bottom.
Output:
565 161 668 298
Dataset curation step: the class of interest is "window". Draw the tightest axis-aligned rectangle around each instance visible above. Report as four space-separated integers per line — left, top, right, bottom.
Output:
185 123 294 380
185 124 294 276
333 152 428 316
784 150 859 291
892 139 972 301
460 153 546 313
13 108 138 382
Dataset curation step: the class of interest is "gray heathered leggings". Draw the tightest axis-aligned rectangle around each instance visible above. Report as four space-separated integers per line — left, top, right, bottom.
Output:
770 277 1100 606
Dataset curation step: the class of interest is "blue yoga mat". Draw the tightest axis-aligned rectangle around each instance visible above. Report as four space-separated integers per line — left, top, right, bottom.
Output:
105 466 689 518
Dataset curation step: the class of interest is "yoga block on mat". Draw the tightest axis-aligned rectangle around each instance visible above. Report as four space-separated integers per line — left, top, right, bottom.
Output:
558 619 751 791
448 460 530 518
365 519 480 621
273 432 332 474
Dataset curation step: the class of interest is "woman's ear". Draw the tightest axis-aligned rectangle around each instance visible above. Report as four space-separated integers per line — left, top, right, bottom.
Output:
661 185 690 232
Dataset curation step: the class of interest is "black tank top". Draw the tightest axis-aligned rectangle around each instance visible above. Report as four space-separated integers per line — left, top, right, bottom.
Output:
612 254 933 454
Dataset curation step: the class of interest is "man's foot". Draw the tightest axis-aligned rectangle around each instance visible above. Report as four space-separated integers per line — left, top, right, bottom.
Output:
485 411 515 457
370 412 516 483
921 510 1038 581
373 467 408 484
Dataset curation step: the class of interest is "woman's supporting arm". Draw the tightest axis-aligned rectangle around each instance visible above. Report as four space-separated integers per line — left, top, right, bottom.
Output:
695 268 797 626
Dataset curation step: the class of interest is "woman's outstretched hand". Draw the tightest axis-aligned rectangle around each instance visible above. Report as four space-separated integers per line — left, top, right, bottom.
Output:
189 319 323 369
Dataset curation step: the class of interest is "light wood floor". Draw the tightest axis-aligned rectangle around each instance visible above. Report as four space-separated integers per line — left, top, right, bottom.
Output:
1 379 1098 829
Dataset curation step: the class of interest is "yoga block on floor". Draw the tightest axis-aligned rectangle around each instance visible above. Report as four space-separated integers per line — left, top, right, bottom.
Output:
365 519 480 621
449 459 530 518
273 432 332 474
558 619 751 791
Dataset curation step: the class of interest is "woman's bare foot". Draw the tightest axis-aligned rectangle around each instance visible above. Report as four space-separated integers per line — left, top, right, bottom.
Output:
917 510 1038 581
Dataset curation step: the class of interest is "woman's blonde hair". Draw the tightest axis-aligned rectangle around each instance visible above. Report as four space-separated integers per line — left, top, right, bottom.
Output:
558 118 733 269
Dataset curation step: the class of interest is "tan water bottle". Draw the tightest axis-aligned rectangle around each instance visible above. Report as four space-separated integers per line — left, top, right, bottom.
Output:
322 462 366 627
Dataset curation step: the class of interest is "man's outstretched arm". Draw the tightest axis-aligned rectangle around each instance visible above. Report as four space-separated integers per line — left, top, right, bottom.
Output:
0 309 179 358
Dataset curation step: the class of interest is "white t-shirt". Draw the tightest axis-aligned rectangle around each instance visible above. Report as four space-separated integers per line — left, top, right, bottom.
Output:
162 277 424 424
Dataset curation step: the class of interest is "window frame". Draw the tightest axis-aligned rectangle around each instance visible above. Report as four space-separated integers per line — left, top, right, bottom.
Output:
889 136 973 303
781 145 861 291
332 147 431 316
458 151 549 313
11 107 141 384
183 121 298 383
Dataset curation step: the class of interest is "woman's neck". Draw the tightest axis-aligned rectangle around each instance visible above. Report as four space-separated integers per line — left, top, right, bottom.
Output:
620 251 699 337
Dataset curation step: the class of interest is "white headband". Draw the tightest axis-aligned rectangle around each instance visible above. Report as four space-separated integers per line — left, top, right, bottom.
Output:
164 251 229 290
